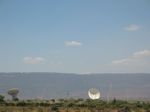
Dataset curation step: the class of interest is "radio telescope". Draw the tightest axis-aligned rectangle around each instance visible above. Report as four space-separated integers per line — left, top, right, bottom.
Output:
8 88 19 101
88 88 100 100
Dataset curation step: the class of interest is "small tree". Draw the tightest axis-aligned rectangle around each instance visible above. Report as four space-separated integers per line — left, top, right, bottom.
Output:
0 95 5 103
112 98 117 104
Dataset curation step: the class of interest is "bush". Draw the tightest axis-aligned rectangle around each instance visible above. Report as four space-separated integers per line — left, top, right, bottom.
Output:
51 105 59 112
0 95 5 103
16 101 26 106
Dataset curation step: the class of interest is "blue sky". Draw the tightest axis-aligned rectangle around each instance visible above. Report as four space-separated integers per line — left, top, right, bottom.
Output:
0 0 150 73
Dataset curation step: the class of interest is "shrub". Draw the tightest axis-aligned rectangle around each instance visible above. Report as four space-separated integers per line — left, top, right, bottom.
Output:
0 95 5 103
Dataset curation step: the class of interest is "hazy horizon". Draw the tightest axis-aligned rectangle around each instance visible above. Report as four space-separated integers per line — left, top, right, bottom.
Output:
1 71 150 74
0 72 150 100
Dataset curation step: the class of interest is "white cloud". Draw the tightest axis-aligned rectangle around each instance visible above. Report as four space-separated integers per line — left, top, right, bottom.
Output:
133 50 150 58
23 57 45 64
124 24 140 31
112 50 150 65
112 58 130 65
65 41 82 46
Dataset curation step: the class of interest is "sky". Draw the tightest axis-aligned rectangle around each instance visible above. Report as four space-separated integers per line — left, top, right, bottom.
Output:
0 0 150 73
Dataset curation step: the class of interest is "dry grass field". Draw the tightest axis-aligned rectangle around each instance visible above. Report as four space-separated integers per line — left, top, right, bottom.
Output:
0 98 150 112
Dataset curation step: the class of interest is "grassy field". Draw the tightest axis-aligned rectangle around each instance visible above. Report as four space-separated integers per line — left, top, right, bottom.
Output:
0 98 150 112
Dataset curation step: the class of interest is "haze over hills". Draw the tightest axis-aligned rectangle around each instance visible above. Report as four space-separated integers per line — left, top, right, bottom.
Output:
0 72 150 100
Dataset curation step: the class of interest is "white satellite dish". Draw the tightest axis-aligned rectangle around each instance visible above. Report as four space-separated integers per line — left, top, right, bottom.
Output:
88 88 100 100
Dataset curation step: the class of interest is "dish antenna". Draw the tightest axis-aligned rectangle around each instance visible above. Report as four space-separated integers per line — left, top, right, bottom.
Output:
88 88 100 100
8 88 19 101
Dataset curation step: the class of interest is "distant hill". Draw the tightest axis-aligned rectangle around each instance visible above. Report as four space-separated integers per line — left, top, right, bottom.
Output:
0 72 150 99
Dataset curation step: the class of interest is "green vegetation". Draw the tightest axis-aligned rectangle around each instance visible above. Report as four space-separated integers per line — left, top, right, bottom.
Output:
0 95 5 103
0 98 150 112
